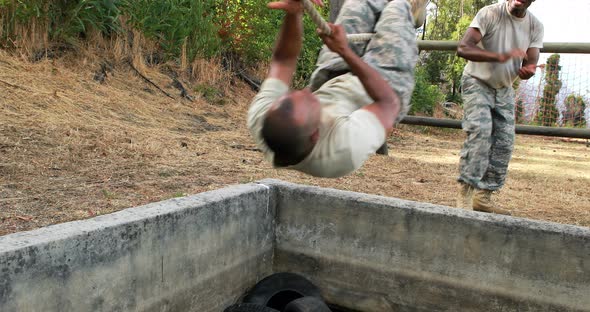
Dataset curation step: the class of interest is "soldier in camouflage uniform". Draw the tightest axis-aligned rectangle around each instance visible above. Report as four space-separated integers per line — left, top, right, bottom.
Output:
247 0 427 178
310 0 425 124
456 0 544 214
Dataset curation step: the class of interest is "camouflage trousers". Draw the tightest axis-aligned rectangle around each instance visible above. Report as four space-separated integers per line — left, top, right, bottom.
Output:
309 0 418 123
458 74 516 191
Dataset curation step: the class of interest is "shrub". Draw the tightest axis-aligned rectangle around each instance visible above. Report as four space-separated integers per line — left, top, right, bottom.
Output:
122 0 221 59
410 67 445 115
0 0 326 84
1 0 124 48
562 94 587 128
216 0 327 87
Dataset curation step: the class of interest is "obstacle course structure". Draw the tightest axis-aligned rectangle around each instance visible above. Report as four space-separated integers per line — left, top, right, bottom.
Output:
1 180 588 312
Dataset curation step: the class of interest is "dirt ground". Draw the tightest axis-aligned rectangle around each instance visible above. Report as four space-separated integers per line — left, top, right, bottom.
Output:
1 51 589 236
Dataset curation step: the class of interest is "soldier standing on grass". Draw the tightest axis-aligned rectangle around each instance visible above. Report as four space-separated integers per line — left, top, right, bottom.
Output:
456 0 544 214
247 0 428 178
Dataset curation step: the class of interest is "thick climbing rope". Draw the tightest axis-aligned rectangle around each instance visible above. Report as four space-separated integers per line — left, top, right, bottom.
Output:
301 0 374 43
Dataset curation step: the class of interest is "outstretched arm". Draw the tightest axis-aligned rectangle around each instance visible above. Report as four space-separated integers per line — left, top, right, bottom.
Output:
266 0 323 86
457 28 527 63
319 23 398 130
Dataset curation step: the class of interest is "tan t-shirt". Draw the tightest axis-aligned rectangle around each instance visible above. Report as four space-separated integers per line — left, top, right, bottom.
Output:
463 2 544 89
247 73 386 178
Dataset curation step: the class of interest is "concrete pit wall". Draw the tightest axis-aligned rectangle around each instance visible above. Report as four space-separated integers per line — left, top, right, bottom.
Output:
0 184 275 312
265 180 590 312
1 179 589 312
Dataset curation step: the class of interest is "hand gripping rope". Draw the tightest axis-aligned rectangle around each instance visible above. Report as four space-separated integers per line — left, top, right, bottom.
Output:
301 0 375 43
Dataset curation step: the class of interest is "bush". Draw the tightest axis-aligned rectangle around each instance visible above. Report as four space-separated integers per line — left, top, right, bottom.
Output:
122 0 221 59
1 0 124 47
55 0 123 39
0 0 326 84
410 67 445 115
217 0 327 87
562 94 587 128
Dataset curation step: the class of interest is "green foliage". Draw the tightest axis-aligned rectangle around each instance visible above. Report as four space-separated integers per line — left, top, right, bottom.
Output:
443 15 472 101
194 83 225 105
513 79 525 123
422 51 446 83
227 1 327 88
0 0 325 86
422 0 496 106
56 0 123 40
295 13 327 88
1 0 124 46
171 192 185 198
426 0 495 40
536 54 562 127
562 94 587 128
122 0 221 59
445 91 462 104
217 0 277 63
123 0 324 79
410 67 445 115
0 0 44 23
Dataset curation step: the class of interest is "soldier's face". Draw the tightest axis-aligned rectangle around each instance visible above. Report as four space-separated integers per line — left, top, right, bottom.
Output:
509 0 534 11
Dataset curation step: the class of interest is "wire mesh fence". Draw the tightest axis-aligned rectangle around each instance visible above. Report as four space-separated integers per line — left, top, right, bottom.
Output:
516 53 589 129
415 49 590 130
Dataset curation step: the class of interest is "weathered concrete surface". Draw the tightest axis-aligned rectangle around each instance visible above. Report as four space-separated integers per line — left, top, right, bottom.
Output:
0 183 275 312
263 179 590 312
1 180 589 312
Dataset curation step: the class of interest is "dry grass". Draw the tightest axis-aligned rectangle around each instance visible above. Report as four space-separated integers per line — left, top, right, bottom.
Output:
1 50 589 236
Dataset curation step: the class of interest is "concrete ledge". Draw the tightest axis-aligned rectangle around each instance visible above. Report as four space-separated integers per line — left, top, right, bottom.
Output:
263 179 590 312
0 183 275 312
1 180 589 312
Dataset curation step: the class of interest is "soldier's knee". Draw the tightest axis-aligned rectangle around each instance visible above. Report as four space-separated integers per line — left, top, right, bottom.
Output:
463 120 493 138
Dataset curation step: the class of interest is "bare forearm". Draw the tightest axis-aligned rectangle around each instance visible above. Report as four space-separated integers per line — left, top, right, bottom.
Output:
457 44 502 62
339 48 395 105
272 12 303 62
523 48 540 67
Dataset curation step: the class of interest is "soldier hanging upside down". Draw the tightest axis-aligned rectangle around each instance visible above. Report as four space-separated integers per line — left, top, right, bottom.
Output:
247 0 428 178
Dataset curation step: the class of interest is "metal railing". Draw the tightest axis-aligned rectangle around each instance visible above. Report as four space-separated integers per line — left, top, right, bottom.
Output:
400 40 590 139
417 40 590 54
402 116 590 139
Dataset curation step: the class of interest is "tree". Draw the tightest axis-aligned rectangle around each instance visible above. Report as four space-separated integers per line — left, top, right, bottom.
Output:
562 94 587 128
422 0 496 104
426 0 493 40
513 79 525 123
444 15 472 102
410 67 445 115
536 54 562 127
